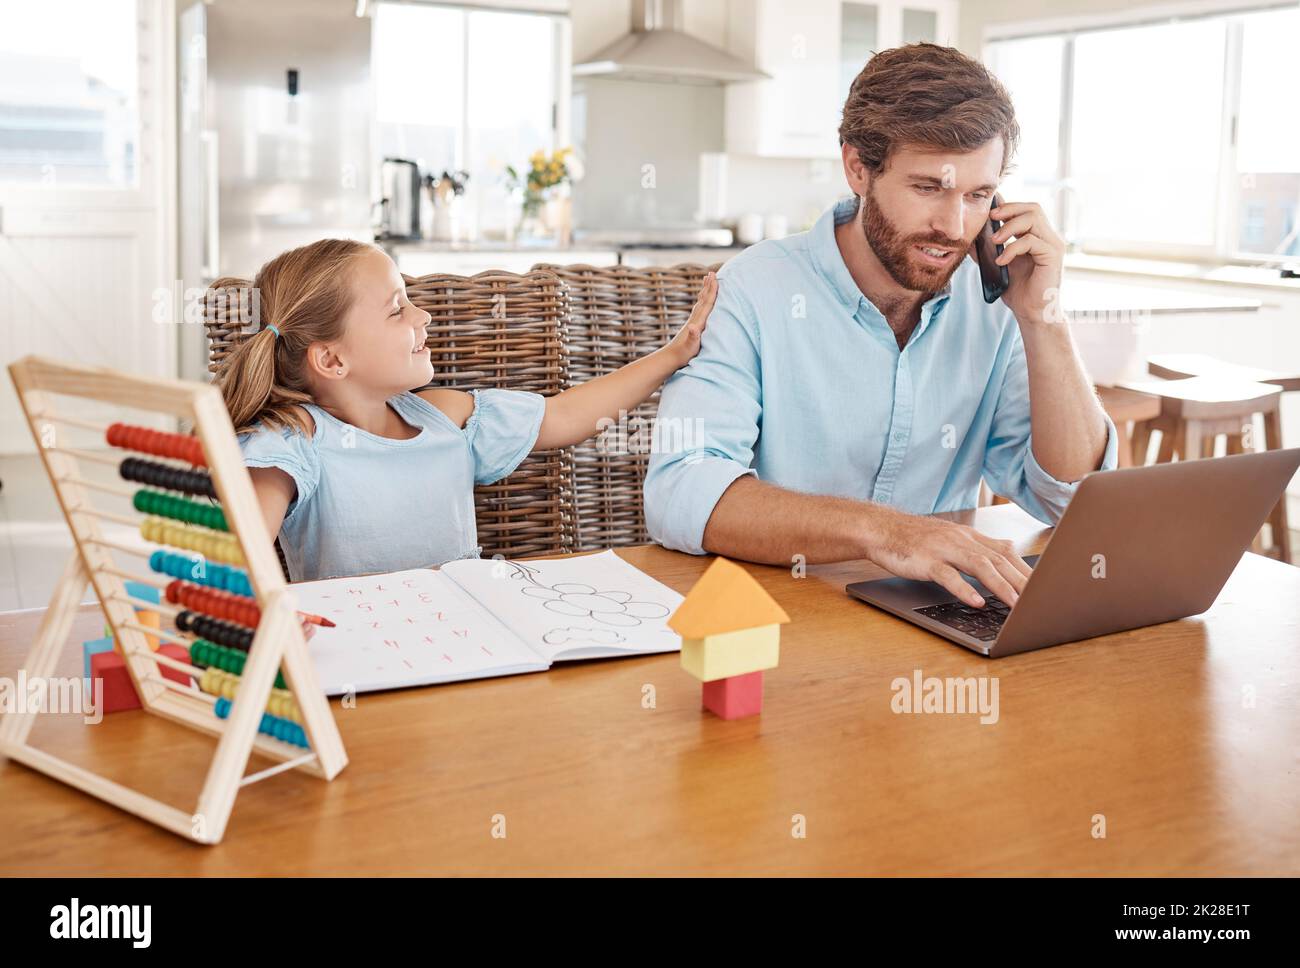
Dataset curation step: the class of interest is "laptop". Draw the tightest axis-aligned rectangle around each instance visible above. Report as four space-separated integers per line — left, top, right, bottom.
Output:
846 448 1300 658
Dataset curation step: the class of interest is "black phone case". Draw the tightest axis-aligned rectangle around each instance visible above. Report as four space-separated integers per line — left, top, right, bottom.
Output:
975 195 1010 303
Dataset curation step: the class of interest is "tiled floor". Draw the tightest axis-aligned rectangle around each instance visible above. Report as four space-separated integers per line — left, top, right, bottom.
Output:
1 452 1298 613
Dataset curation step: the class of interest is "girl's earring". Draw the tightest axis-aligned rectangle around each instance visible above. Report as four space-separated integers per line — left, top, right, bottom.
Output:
336 368 343 375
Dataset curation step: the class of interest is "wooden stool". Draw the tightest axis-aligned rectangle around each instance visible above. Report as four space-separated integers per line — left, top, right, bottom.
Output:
1096 385 1163 467
1120 374 1290 563
1148 354 1297 564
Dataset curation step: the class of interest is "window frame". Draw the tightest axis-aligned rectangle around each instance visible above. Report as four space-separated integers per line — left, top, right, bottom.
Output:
369 1 569 187
983 0 1299 267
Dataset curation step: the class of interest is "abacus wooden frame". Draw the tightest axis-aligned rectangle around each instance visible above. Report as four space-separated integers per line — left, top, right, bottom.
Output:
0 356 348 844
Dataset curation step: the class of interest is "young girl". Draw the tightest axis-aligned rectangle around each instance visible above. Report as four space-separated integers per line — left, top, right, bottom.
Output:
215 239 716 582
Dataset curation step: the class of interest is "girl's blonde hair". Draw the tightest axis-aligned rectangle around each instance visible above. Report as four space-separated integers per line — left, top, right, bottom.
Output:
212 238 377 436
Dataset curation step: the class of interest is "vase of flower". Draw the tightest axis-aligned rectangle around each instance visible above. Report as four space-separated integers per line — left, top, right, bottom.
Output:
505 147 577 246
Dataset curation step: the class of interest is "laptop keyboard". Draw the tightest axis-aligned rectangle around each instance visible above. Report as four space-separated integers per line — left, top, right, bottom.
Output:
913 597 1012 641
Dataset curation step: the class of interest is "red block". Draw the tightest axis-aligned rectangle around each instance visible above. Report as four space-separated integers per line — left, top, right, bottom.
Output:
91 649 140 713
701 670 764 720
156 643 192 687
91 643 193 714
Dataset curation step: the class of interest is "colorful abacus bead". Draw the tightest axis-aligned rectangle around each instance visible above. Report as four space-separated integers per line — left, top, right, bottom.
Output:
266 692 301 722
213 697 308 748
131 490 227 532
119 457 217 499
106 422 206 466
150 551 252 596
175 610 254 651
198 667 300 723
165 580 259 626
140 517 244 566
188 638 286 689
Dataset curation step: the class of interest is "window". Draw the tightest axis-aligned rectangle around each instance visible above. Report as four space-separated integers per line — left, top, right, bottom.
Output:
986 4 1300 262
372 2 563 236
1235 5 1300 258
983 35 1063 221
1071 18 1225 250
0 0 139 187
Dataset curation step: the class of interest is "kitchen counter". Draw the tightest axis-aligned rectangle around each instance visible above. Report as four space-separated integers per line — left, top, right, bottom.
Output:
379 237 743 275
1062 279 1263 315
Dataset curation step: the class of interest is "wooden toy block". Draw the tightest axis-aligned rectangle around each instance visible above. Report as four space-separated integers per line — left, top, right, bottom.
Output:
668 557 790 641
124 580 160 604
135 609 161 652
156 643 193 688
1 355 347 844
680 624 780 682
702 670 764 720
82 635 115 683
91 649 141 713
91 642 194 714
669 557 790 719
109 607 162 654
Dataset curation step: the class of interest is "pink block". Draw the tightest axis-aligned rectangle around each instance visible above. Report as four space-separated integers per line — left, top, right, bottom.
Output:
701 670 764 720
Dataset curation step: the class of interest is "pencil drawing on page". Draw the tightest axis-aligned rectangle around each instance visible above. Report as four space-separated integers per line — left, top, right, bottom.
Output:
503 560 672 645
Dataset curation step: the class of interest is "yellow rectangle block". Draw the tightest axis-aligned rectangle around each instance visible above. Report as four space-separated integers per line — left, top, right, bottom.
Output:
112 609 160 653
680 624 780 682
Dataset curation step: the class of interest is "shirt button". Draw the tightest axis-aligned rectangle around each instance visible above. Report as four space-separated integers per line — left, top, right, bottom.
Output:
893 432 906 443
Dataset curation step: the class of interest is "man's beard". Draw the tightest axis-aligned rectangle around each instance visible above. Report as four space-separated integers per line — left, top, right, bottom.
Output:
860 184 968 293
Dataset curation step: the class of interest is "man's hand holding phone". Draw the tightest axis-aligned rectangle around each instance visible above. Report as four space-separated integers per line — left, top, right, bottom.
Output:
981 197 1068 328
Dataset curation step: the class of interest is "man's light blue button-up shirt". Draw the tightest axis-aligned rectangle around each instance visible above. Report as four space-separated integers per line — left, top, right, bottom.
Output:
644 195 1118 555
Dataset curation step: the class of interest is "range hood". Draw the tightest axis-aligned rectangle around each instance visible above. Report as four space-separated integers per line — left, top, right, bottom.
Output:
573 0 768 84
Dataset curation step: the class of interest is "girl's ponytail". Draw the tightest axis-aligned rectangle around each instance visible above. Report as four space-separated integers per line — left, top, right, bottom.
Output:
207 239 374 437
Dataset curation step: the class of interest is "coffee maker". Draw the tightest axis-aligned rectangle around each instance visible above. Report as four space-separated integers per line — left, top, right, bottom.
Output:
377 157 421 240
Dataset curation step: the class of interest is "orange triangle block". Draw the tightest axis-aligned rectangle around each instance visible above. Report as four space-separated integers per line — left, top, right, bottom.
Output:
668 557 790 639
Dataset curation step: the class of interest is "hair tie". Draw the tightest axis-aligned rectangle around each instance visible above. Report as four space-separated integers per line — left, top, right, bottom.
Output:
265 324 280 338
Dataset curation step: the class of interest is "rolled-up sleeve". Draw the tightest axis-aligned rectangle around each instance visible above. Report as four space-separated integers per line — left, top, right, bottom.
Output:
982 327 1119 525
644 277 761 554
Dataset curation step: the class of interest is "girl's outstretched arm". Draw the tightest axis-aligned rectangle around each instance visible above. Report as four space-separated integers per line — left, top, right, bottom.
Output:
533 271 717 451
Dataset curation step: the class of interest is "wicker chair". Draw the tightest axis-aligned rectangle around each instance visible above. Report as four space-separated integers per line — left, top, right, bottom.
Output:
405 269 574 558
537 262 720 551
203 269 575 563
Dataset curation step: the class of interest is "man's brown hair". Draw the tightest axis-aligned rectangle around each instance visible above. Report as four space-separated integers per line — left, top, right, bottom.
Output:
839 42 1020 177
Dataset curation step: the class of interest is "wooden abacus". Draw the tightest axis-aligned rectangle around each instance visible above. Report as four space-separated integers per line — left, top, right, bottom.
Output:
0 356 347 844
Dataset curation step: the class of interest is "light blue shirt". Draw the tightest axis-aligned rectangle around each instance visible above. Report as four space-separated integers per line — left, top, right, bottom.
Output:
644 195 1118 555
238 389 545 580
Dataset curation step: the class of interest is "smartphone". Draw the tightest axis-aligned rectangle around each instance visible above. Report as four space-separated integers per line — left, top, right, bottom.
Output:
974 193 1010 304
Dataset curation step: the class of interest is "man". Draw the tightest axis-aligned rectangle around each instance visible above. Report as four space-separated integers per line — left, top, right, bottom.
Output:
644 43 1117 610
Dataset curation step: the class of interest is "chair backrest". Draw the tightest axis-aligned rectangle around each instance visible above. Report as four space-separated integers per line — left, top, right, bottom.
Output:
203 269 575 562
405 269 574 559
537 262 720 550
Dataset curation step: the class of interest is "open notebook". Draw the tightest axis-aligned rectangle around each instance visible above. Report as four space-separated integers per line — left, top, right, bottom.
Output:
288 550 685 695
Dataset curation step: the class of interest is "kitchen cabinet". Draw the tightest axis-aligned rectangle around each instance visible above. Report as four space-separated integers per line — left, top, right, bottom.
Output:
725 0 959 159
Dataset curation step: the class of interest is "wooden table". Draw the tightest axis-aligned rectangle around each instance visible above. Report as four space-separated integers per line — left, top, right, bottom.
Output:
2 504 1297 875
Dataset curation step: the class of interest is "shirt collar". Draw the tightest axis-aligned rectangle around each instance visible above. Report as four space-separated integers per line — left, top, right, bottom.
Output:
809 195 955 320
